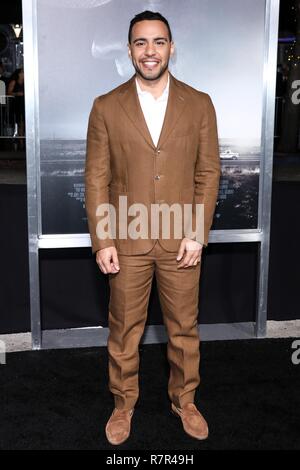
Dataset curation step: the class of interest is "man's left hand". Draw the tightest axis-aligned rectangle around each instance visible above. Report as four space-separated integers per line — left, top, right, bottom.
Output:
176 238 203 268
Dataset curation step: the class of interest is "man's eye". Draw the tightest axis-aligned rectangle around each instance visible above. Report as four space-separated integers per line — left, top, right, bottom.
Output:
136 42 145 47
156 41 166 45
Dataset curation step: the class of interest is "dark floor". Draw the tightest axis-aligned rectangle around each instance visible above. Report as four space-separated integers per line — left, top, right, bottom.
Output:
0 339 299 450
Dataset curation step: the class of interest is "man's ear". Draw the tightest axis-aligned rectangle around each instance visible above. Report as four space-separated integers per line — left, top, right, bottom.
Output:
170 41 175 57
127 43 132 58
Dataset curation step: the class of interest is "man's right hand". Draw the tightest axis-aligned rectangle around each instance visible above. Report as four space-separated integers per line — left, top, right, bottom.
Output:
96 247 120 274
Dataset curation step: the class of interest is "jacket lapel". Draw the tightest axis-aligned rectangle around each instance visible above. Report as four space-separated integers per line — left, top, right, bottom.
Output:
117 74 154 148
157 73 186 148
117 72 187 149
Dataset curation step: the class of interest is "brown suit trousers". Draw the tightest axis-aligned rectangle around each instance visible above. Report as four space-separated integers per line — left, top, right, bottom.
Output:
108 239 201 410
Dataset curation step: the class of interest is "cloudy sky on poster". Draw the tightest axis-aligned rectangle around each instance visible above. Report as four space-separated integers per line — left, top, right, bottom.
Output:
37 0 265 143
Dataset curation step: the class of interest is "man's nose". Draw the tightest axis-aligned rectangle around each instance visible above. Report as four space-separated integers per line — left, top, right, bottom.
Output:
145 42 156 55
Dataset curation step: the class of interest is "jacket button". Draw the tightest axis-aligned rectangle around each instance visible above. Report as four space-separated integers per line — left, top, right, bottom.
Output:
156 149 161 154
154 175 161 180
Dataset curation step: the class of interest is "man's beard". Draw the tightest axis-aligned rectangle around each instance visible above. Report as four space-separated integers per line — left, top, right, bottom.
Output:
132 60 169 81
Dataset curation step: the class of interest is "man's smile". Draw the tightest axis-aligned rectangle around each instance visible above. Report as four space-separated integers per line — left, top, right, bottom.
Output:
141 59 160 69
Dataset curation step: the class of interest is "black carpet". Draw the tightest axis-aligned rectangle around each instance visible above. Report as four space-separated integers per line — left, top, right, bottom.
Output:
1 338 300 450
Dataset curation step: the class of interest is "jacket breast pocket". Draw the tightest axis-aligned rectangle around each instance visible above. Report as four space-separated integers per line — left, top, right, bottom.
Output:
169 125 196 140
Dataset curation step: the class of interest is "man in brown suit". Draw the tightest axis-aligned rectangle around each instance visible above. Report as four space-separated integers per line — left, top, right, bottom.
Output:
85 10 220 445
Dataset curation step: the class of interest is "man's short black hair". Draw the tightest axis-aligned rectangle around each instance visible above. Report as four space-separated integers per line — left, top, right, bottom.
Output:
128 10 172 44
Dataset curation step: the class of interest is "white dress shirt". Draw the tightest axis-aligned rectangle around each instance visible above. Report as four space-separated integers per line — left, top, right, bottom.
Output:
135 73 170 148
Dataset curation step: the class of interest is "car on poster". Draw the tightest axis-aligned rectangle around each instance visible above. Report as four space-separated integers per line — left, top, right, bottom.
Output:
220 149 239 160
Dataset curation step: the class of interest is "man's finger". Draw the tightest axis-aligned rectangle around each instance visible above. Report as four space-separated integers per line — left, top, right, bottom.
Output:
178 251 194 268
102 254 114 274
186 254 198 267
112 250 120 271
98 260 107 274
176 241 186 261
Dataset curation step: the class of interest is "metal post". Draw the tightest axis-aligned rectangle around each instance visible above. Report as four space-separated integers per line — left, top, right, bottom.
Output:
256 0 280 337
23 0 42 349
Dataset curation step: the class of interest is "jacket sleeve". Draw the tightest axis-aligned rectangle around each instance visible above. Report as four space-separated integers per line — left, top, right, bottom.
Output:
192 93 221 247
85 97 115 254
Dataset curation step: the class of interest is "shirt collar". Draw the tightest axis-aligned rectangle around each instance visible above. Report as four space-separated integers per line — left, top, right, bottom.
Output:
135 73 170 101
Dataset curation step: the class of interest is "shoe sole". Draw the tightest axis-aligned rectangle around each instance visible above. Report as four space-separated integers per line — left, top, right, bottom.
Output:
105 431 130 446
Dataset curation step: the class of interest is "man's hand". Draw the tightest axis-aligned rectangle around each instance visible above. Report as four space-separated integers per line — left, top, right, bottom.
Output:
176 238 203 268
96 247 120 274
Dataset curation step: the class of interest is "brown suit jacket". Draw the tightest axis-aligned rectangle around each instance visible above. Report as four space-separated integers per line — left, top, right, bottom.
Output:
85 72 221 255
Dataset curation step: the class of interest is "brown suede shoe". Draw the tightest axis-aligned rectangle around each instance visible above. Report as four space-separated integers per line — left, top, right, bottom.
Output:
105 408 134 445
171 402 209 440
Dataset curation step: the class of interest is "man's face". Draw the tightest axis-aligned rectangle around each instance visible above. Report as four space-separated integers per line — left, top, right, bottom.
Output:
128 20 174 81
